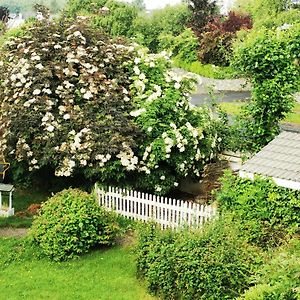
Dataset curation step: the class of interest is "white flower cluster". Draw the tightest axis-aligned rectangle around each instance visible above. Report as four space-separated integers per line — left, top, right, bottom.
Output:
66 30 86 45
117 143 139 171
95 153 112 167
161 132 174 158
68 128 91 154
55 157 76 177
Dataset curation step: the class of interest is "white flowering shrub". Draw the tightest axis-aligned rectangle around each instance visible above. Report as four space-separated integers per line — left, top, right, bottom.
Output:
0 18 224 194
127 48 224 193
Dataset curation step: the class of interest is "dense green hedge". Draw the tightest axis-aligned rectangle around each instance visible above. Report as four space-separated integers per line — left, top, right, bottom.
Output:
136 217 261 300
217 172 300 248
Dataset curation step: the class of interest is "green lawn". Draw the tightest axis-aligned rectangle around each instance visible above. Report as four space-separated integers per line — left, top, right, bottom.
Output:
220 102 300 125
0 238 155 300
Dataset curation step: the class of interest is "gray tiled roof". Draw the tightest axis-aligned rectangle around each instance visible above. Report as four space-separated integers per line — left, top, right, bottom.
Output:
241 131 300 182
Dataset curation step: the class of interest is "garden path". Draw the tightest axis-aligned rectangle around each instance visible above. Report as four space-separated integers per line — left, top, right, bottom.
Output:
174 68 300 104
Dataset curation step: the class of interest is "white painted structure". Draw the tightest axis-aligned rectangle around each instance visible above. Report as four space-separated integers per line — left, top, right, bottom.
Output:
0 183 14 217
239 171 300 191
239 132 300 190
95 185 217 229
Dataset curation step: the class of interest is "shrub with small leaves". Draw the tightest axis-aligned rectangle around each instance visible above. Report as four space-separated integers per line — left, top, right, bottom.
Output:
30 189 119 261
239 239 300 299
136 216 261 299
217 172 300 248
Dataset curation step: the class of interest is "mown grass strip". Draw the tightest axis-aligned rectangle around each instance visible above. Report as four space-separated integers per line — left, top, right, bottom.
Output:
0 238 155 300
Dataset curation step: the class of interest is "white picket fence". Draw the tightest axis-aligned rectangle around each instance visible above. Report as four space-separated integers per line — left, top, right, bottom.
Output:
95 185 217 229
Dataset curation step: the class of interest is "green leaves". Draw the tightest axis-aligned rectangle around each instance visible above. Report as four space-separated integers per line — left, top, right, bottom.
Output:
217 172 300 248
136 217 261 299
232 25 300 151
30 189 120 261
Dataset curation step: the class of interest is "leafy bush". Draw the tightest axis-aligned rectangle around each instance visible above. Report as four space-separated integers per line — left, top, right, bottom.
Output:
136 216 261 300
132 4 191 53
198 12 252 66
217 172 300 248
233 0 290 24
158 28 198 64
30 189 119 261
90 1 139 38
232 24 300 151
65 0 139 38
255 9 300 29
0 17 224 194
239 238 300 299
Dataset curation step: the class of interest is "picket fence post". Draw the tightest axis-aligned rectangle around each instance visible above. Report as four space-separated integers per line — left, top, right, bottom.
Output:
95 185 217 229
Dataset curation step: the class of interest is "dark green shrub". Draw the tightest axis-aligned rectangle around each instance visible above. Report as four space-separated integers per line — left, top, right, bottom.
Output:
217 172 300 248
239 238 300 299
30 189 119 261
0 16 223 195
136 216 261 300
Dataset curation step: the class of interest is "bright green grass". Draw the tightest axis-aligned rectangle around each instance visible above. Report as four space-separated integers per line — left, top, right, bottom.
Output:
220 102 300 125
173 58 237 79
0 238 155 300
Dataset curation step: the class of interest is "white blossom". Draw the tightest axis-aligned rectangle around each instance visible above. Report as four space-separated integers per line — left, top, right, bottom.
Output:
63 114 71 120
133 66 140 75
35 63 44 70
130 108 146 117
83 91 93 99
33 89 41 95
46 125 55 132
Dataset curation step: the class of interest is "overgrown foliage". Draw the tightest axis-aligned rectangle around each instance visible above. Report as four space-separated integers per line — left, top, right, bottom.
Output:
188 0 217 34
65 0 139 38
232 23 300 151
239 239 300 299
217 172 300 248
254 8 300 29
132 4 191 53
233 0 291 24
30 189 119 261
198 11 252 66
0 17 224 194
136 217 261 300
158 28 198 64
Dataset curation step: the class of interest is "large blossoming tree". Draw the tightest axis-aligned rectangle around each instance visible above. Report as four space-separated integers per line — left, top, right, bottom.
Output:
0 17 224 194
